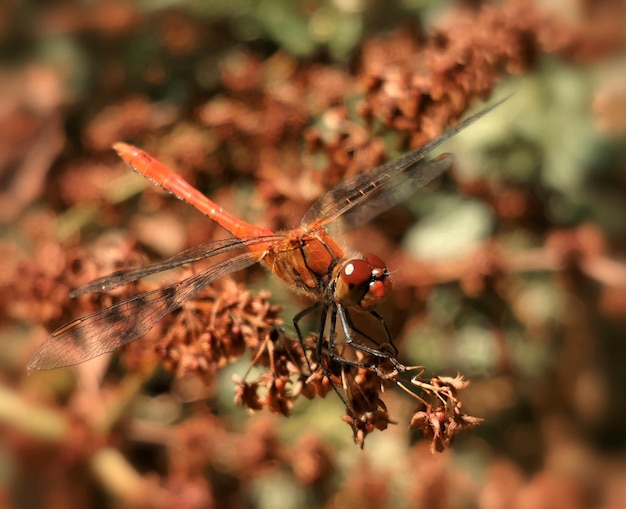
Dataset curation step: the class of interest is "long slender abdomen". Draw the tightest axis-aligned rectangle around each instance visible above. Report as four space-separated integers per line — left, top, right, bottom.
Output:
113 143 273 245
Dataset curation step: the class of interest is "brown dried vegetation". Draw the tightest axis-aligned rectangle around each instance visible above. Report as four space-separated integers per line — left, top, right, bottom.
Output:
1 0 626 507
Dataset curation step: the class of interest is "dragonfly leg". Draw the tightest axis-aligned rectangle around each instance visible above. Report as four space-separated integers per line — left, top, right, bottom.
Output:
369 310 398 356
293 303 389 420
295 303 357 416
327 306 374 370
293 302 323 375
336 306 404 376
324 305 359 416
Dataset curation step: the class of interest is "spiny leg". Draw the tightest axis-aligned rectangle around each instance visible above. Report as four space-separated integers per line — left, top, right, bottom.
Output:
294 302 356 417
336 309 396 356
293 302 323 375
336 306 405 375
327 305 376 371
369 310 398 357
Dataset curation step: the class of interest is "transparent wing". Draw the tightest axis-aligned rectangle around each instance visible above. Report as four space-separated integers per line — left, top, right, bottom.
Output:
71 234 283 297
301 97 508 231
324 154 452 234
27 251 260 372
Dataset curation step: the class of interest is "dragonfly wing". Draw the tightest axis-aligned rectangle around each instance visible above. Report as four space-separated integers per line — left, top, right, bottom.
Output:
324 154 452 234
301 97 509 230
71 235 281 297
27 252 259 372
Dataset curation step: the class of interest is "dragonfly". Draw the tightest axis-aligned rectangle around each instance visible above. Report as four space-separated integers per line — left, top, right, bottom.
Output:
27 99 505 375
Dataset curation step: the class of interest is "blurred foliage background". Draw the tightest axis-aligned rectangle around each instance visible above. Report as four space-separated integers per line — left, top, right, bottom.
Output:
1 0 626 507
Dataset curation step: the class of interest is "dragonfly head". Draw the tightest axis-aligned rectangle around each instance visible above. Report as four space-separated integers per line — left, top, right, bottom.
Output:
335 253 392 309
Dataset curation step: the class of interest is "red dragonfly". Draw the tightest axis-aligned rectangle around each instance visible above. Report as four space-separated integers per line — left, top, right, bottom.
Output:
27 100 504 374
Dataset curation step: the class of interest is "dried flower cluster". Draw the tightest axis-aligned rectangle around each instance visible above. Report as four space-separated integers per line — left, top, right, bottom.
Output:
118 266 481 449
406 374 483 453
1 0 625 506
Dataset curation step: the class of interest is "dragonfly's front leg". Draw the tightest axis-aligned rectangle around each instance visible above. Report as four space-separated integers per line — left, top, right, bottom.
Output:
335 306 405 377
327 305 375 371
292 302 324 375
368 310 399 357
294 302 358 414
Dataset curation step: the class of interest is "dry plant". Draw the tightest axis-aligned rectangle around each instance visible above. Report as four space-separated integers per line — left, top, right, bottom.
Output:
1 0 625 507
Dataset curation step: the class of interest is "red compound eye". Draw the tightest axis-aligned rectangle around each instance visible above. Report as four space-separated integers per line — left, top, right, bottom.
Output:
341 259 371 287
364 253 385 270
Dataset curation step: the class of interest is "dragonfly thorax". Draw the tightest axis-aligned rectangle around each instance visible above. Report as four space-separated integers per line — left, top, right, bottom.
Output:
334 253 392 310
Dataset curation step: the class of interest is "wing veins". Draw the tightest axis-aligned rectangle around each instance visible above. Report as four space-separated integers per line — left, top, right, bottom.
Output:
27 251 259 371
301 97 509 229
71 235 281 297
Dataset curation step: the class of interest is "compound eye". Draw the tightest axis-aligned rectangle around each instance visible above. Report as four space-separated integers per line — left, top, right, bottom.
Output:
364 253 385 271
341 259 371 288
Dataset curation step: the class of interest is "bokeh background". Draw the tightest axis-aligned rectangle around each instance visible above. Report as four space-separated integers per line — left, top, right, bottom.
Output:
1 0 626 507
